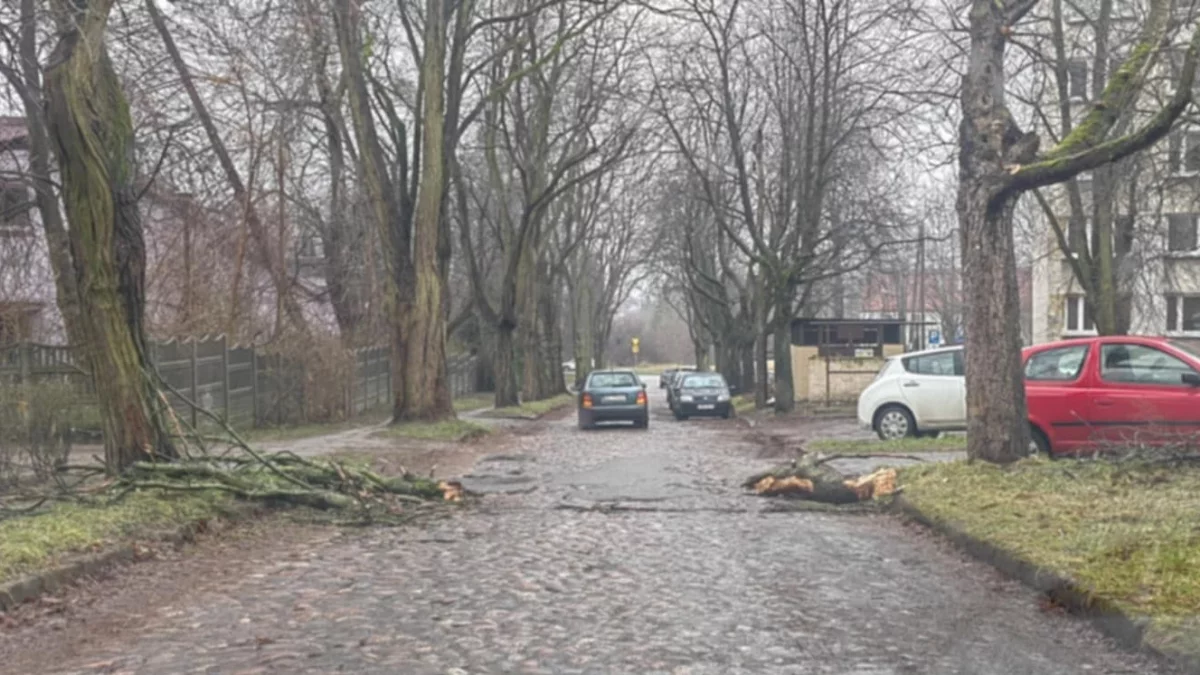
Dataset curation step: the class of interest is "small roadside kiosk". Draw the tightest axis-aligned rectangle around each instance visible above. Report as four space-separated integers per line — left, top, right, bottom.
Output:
788 318 935 406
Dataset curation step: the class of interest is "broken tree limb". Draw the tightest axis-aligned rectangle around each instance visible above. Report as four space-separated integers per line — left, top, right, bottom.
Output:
744 456 899 504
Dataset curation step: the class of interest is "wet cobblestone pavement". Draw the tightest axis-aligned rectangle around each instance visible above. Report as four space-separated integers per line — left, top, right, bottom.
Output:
17 390 1182 674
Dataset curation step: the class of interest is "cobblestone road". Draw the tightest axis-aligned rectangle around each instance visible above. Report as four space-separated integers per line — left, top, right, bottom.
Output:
20 388 1181 674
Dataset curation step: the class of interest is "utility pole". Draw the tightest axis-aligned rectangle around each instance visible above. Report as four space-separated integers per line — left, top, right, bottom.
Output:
916 221 926 349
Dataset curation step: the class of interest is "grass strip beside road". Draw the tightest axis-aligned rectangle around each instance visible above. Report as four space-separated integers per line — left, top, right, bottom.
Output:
807 435 966 454
372 419 491 442
900 458 1200 657
453 394 494 413
484 393 575 419
0 490 234 586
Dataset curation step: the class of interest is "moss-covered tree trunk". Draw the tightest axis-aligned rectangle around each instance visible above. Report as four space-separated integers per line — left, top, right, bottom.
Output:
959 0 1196 462
44 0 176 471
398 0 454 421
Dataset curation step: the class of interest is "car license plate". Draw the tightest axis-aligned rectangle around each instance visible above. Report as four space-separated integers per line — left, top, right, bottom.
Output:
698 404 715 410
602 395 626 403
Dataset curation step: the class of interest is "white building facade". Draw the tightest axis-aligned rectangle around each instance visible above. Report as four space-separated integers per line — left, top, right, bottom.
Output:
1030 4 1200 343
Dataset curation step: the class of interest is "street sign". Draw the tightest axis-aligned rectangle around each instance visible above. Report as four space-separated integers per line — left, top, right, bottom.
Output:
631 337 640 354
929 330 940 346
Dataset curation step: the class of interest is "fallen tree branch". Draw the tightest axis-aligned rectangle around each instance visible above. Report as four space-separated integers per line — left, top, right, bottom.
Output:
743 456 900 504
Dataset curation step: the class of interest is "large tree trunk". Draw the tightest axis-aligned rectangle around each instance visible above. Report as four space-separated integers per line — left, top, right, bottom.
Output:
398 0 454 421
519 252 543 401
772 296 795 413
957 0 1029 463
741 341 756 393
570 280 594 390
494 322 520 407
44 0 176 471
540 271 566 395
755 298 769 407
957 187 1029 462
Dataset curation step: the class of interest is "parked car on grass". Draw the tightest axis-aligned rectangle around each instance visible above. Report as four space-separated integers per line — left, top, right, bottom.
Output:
672 372 734 420
857 336 1200 455
578 370 649 430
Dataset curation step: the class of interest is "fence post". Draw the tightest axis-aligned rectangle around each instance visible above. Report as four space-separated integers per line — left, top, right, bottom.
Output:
221 336 231 423
18 343 31 384
250 348 259 428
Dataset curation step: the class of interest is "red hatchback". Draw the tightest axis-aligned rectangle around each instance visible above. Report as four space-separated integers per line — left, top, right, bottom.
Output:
1024 336 1200 455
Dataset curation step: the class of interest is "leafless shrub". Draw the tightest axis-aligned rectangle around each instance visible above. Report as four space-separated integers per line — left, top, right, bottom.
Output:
0 382 77 486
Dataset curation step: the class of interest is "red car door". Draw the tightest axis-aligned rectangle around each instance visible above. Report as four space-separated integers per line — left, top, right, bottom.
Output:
1090 341 1200 448
1024 342 1094 453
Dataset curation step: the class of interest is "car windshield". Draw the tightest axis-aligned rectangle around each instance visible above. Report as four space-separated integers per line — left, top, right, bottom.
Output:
588 372 638 388
681 374 725 388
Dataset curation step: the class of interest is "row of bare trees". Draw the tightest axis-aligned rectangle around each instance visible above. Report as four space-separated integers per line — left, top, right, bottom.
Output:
3 0 1199 470
643 0 920 412
0 0 659 470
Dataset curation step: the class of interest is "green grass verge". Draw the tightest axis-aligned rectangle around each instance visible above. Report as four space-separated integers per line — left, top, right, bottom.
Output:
371 418 490 442
453 393 495 413
900 459 1200 633
806 435 966 454
486 393 576 419
732 394 758 415
0 490 233 585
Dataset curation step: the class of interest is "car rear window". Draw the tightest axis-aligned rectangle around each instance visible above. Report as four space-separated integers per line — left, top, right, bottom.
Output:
588 372 638 387
902 350 961 376
682 374 725 388
1024 344 1088 381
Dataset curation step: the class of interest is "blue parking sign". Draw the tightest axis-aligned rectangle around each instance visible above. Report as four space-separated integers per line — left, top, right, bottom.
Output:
929 330 940 346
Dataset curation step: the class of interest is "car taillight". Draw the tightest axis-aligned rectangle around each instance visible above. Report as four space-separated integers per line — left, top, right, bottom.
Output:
582 393 593 408
636 391 647 405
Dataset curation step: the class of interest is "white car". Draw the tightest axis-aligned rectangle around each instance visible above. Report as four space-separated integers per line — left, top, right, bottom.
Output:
857 345 965 440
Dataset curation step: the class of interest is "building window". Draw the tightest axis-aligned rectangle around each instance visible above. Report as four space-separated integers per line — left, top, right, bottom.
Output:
0 182 31 234
1166 295 1200 332
1168 129 1200 174
1067 59 1088 99
1064 295 1094 333
1168 213 1199 252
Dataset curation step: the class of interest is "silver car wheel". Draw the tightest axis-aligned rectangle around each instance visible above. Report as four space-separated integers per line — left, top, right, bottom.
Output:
878 409 910 440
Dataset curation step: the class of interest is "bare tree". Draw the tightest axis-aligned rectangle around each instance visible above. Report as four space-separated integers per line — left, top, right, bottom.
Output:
650 0 914 411
42 0 177 470
956 0 1199 462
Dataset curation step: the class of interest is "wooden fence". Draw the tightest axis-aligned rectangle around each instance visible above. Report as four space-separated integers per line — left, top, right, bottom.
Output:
0 338 479 429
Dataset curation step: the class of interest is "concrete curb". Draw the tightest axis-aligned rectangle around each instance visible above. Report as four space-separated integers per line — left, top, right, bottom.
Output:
0 512 244 613
892 495 1199 674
